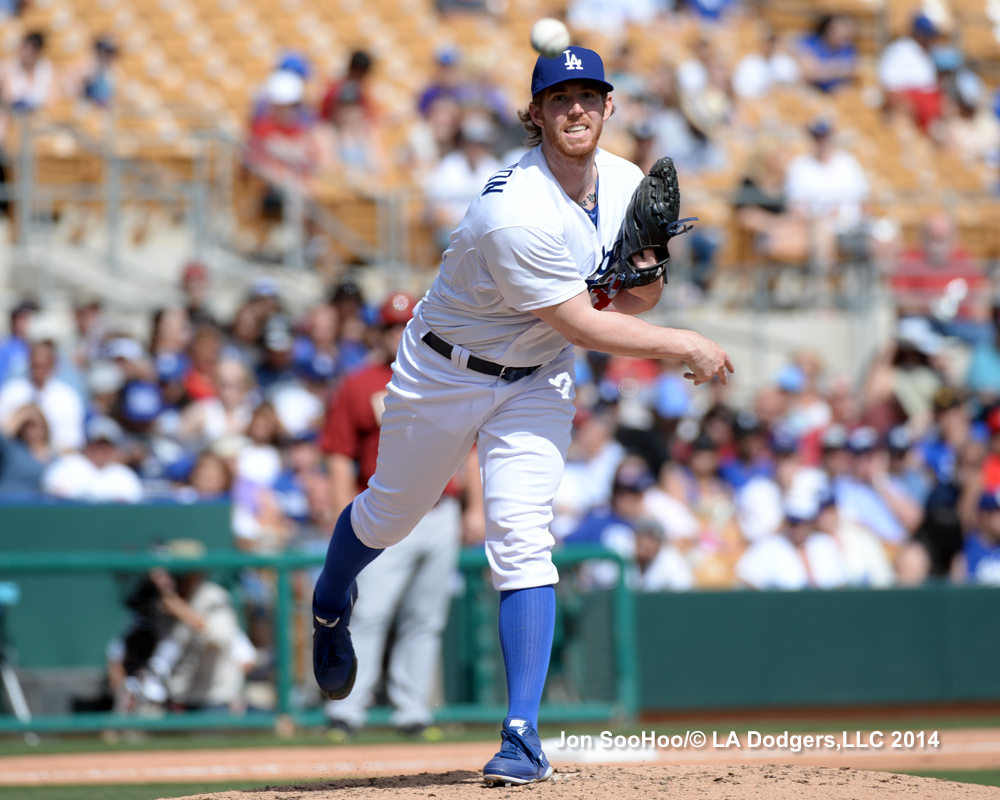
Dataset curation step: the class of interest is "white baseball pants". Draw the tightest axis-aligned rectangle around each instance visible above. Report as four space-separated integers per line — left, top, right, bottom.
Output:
352 314 576 590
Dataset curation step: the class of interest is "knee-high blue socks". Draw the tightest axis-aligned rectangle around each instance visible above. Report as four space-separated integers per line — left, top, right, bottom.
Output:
313 502 382 615
498 585 556 729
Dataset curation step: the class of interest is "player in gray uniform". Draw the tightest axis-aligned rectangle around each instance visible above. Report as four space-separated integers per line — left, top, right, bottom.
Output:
312 46 733 786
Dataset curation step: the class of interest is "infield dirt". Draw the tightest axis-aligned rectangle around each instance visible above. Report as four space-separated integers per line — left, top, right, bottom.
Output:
171 765 1000 800
3 728 1000 798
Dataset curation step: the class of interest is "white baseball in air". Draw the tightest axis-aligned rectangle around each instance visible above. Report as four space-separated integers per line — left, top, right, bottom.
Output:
530 18 570 59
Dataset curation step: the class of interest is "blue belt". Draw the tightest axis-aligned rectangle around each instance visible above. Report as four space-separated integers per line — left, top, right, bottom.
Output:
421 331 541 383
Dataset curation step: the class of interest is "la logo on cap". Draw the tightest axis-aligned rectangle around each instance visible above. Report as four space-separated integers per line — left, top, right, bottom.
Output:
530 45 614 97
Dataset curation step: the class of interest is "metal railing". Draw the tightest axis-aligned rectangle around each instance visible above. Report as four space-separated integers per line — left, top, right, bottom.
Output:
0 545 637 733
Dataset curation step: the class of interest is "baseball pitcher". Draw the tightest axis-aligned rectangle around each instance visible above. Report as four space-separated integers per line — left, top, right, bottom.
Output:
312 45 733 786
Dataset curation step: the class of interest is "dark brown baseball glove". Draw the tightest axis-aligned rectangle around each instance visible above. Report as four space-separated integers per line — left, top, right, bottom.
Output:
597 156 697 292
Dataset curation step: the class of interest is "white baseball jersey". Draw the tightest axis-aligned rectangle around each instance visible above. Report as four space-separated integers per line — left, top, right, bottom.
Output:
418 145 644 366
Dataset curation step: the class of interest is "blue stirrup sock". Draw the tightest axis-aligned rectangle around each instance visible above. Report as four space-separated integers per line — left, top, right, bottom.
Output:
313 501 382 616
498 585 556 729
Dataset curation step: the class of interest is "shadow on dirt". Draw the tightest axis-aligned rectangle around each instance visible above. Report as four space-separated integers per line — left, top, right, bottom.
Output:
235 770 485 794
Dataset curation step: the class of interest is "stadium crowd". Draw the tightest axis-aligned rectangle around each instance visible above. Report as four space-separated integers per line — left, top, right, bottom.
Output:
181 4 1000 270
2 261 1000 596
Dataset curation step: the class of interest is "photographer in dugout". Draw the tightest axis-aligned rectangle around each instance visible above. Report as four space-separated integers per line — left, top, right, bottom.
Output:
107 540 251 713
105 569 173 715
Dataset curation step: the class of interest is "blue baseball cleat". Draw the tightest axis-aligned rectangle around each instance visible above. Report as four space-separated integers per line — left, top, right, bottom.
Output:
482 717 553 786
312 582 359 701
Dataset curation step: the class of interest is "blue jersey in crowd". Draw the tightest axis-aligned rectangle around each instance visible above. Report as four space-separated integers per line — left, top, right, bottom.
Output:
964 532 1000 584
798 33 856 92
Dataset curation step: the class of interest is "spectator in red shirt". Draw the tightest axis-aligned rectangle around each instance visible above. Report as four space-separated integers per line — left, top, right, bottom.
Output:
183 326 222 402
890 211 983 318
244 71 335 258
878 14 944 132
244 71 329 212
319 50 376 124
980 408 1000 493
320 293 420 508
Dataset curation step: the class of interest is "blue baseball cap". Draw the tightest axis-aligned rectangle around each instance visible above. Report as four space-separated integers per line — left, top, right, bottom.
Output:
613 461 655 493
435 44 459 66
289 428 318 444
296 351 337 382
912 13 939 38
277 50 311 80
121 380 163 423
654 374 689 419
770 426 799 456
775 364 806 393
807 116 834 138
817 487 836 510
822 424 848 451
980 489 1000 512
847 425 880 454
734 410 763 437
886 425 911 454
531 46 613 98
155 352 189 383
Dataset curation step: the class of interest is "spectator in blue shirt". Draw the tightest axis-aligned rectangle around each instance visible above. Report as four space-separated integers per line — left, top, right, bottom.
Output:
0 299 38 384
914 436 982 578
417 46 471 118
255 316 298 392
966 304 1000 402
64 36 118 109
917 386 970 485
0 403 51 496
563 457 655 590
272 431 324 528
797 14 859 93
719 411 773 490
834 426 920 546
292 304 347 388
886 425 931 506
957 490 1000 584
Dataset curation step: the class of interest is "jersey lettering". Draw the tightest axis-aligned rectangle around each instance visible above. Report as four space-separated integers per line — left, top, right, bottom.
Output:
563 50 583 70
586 239 625 310
586 239 623 287
482 167 515 196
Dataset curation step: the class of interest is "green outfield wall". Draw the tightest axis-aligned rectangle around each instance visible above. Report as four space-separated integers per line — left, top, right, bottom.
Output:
443 581 1000 711
632 585 1000 710
0 502 233 668
2 502 1000 727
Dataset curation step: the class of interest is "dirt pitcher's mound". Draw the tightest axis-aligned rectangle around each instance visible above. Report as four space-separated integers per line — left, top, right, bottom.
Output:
174 764 1000 800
